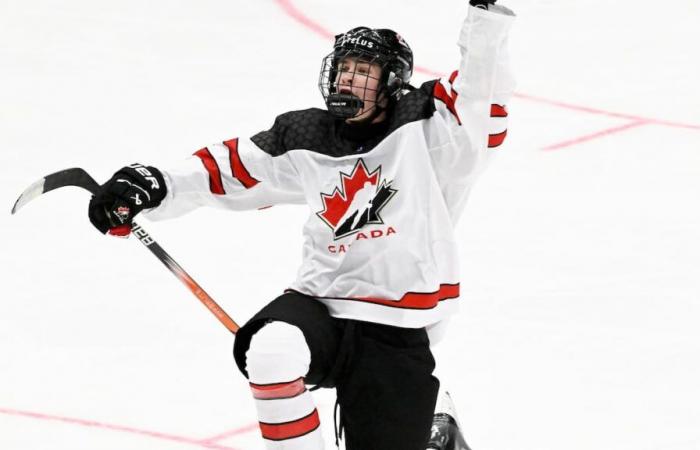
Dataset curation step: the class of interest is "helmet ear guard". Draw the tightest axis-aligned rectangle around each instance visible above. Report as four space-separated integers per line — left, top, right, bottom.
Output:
385 71 404 99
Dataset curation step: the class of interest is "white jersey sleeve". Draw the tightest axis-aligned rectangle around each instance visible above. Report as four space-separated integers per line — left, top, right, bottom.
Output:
428 4 516 222
144 138 304 220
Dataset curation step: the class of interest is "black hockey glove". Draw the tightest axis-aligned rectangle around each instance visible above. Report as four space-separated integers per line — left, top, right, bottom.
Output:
470 0 496 9
88 163 166 236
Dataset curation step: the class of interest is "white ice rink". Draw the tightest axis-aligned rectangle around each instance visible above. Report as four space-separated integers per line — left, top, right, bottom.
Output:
1 0 699 449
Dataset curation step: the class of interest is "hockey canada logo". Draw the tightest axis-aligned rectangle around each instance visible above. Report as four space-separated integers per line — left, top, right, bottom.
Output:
317 159 397 240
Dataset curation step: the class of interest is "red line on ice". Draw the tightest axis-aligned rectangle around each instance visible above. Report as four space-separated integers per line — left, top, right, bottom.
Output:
273 0 700 149
274 0 334 39
542 120 651 151
0 407 241 450
200 423 261 445
273 0 442 78
513 93 700 130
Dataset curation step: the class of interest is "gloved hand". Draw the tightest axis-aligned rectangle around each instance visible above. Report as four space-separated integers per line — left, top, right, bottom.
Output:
470 0 496 9
88 163 166 236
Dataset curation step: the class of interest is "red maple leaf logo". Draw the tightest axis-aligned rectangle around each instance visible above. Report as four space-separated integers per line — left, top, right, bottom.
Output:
317 159 380 228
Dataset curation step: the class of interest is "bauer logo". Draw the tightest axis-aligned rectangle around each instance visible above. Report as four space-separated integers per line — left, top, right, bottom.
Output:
131 224 155 246
128 163 160 190
316 159 397 240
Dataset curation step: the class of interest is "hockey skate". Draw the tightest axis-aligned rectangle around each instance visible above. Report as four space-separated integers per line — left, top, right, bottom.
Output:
426 391 472 450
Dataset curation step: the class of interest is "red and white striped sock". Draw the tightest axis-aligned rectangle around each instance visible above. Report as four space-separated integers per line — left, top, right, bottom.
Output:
246 321 324 449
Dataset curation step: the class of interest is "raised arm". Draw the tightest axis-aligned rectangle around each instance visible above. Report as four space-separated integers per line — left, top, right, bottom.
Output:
426 1 516 220
434 1 515 148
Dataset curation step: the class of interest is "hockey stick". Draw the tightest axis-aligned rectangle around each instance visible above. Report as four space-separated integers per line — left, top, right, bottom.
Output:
11 168 240 334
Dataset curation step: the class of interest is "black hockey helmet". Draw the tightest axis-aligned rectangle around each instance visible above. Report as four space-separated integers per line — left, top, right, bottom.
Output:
319 26 414 119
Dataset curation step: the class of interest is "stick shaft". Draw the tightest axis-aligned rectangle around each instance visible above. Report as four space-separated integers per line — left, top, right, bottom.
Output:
13 167 240 334
130 223 240 334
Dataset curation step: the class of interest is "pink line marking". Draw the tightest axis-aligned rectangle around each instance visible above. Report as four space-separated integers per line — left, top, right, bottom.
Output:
200 423 261 445
0 407 239 450
413 65 445 78
514 93 700 130
274 0 334 39
273 0 446 79
273 0 700 146
542 120 650 151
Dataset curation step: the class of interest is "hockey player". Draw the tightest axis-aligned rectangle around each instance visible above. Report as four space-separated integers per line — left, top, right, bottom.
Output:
87 1 515 449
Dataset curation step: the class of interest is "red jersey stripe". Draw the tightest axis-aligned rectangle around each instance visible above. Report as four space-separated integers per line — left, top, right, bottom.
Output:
287 283 460 310
448 70 459 85
250 378 306 400
488 130 508 148
193 148 225 195
448 70 460 101
355 283 459 309
491 104 508 117
224 138 260 189
259 409 320 441
433 82 462 125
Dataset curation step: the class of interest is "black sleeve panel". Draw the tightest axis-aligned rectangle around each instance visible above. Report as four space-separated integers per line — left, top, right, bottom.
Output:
251 82 439 158
251 108 334 157
387 80 438 132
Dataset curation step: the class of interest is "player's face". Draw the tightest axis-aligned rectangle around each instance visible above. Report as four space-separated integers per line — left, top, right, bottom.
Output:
335 57 387 123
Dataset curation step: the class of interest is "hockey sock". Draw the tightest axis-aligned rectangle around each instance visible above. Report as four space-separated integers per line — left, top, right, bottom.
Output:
246 321 324 449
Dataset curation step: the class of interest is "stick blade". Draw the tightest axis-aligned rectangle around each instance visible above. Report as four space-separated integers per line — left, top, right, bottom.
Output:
11 177 46 214
11 168 100 214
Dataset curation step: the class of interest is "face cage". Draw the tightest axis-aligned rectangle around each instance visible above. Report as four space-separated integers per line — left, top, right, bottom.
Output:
318 50 389 119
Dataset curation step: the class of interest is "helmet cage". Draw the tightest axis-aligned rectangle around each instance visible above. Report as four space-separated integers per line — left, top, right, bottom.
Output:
319 27 413 119
318 49 389 119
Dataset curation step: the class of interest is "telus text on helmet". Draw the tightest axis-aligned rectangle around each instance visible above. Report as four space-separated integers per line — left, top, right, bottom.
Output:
340 37 375 49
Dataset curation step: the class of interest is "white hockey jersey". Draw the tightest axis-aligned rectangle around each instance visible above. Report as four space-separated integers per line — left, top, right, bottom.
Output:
145 5 516 328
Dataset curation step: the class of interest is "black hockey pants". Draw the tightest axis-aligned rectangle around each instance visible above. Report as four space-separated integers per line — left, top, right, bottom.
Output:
233 291 440 450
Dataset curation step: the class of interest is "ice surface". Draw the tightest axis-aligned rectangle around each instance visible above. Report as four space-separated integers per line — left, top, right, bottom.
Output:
1 1 699 449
